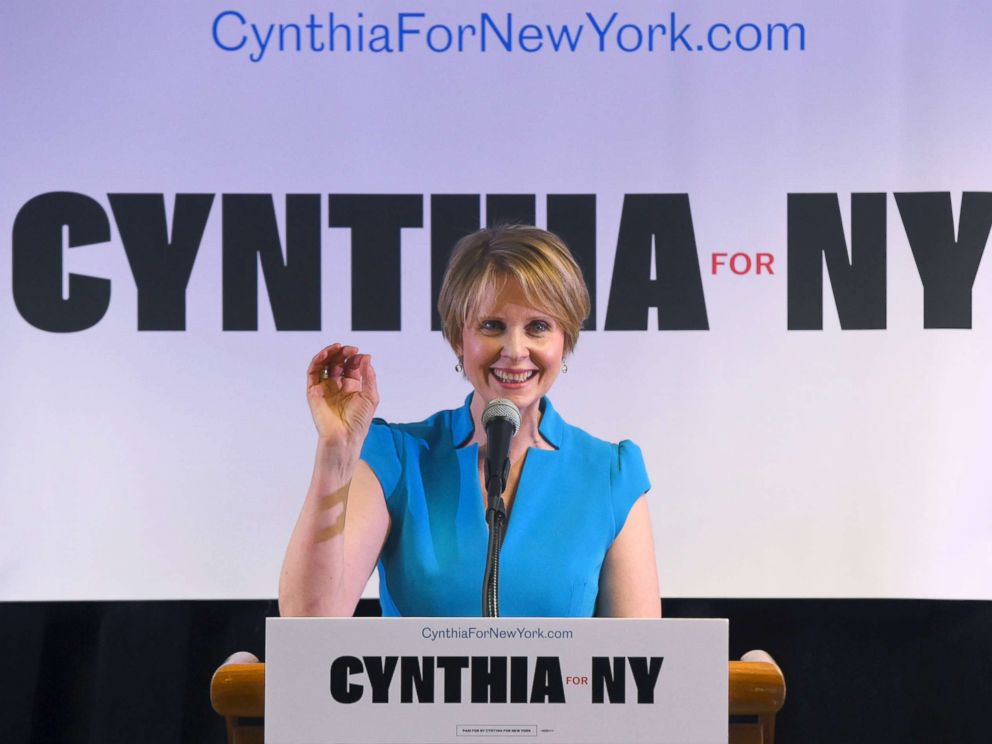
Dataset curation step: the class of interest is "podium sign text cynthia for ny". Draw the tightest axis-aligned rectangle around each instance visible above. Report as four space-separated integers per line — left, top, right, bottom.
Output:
265 617 728 744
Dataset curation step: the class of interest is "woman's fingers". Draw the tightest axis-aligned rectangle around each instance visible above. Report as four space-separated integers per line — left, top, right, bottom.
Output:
307 343 340 386
307 344 361 388
308 346 378 415
341 353 364 380
361 355 379 406
337 354 371 395
309 343 340 365
306 347 379 441
323 354 375 403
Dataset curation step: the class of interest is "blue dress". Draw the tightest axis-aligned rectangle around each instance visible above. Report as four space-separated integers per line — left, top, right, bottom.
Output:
360 394 650 617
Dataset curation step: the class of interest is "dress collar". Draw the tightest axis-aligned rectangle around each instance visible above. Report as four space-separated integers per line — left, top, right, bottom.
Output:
452 392 564 449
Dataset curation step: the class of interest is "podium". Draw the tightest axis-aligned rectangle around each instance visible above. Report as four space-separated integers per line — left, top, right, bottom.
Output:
212 624 785 744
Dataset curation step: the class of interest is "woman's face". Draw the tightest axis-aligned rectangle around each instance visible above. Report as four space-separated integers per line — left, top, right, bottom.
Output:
458 279 566 418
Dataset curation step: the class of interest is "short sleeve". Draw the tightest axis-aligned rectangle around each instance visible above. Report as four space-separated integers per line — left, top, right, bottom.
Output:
360 419 403 498
609 439 651 538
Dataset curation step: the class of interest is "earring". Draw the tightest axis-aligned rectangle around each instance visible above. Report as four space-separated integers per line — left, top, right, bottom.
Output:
455 359 463 373
561 362 568 374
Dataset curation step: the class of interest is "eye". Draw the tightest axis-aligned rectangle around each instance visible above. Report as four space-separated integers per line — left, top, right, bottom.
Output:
528 319 553 334
479 319 504 333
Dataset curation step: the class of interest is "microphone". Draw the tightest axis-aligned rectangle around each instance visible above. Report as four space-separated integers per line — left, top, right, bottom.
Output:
482 398 521 497
480 398 519 618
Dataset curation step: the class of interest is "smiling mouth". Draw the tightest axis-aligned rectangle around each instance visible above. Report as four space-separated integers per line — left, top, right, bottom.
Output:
491 369 537 384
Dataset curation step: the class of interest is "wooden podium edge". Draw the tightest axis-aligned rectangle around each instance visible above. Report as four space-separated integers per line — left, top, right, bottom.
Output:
728 660 787 714
211 662 266 718
210 659 786 718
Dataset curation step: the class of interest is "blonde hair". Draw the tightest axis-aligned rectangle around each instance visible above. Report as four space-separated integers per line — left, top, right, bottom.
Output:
438 225 591 355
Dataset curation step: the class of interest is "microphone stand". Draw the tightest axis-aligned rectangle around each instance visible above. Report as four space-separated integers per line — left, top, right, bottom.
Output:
482 457 509 617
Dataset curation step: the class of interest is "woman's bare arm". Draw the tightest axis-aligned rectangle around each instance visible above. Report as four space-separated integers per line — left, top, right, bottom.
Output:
596 495 662 618
278 344 390 617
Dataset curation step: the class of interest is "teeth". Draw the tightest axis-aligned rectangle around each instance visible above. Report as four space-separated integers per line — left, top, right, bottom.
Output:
493 370 535 383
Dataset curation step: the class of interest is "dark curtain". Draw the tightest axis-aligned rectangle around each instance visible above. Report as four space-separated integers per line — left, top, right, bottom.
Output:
1 599 989 744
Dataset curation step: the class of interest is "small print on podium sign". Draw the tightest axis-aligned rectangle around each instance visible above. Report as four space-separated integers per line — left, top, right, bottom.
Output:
265 617 728 744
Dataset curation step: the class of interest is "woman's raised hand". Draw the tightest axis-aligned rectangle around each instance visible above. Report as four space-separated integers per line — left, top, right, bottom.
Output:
306 343 379 447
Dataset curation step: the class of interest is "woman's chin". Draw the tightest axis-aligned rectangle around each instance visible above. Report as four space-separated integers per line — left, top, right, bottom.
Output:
482 378 551 413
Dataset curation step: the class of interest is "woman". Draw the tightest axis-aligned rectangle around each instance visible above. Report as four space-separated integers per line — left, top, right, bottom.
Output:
280 225 660 617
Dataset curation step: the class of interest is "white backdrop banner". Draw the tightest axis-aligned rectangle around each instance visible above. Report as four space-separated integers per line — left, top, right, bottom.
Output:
1 0 990 600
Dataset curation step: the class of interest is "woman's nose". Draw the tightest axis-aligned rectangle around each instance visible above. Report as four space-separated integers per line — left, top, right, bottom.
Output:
501 328 529 361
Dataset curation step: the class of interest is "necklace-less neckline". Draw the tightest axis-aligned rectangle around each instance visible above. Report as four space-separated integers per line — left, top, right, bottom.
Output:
451 392 564 451
456 441 556 547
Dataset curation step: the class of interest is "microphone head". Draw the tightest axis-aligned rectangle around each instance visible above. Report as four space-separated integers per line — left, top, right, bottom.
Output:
482 398 521 436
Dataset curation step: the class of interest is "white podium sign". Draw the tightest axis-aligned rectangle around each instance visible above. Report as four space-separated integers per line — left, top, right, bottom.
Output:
266 617 728 744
